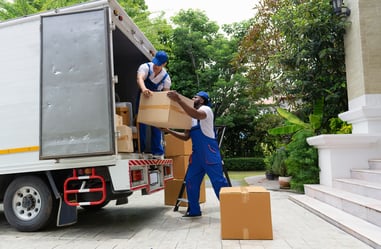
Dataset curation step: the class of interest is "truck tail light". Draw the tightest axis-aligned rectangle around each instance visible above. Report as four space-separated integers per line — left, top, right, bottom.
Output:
131 170 143 182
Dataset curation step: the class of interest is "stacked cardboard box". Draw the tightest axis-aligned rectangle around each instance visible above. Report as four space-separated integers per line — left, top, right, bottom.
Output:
115 114 123 126
116 106 131 126
164 134 206 207
116 125 134 152
220 186 273 240
164 178 206 207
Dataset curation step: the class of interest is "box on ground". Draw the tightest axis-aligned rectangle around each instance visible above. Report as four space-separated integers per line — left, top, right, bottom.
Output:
137 92 193 129
220 186 273 240
164 178 205 207
171 155 190 178
164 134 192 157
116 125 134 152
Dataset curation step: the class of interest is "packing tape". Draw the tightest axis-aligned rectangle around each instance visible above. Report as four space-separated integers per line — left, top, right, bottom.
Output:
139 104 186 114
242 228 250 239
241 186 249 204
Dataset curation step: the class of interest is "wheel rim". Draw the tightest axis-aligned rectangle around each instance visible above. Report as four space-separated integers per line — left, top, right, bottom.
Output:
12 186 42 221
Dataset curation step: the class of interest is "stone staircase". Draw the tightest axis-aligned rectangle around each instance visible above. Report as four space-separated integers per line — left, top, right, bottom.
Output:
290 159 381 249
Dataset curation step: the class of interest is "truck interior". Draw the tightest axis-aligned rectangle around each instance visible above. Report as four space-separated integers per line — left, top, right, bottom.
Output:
112 27 150 121
112 25 156 152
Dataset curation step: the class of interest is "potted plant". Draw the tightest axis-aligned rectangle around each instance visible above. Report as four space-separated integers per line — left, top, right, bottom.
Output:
268 99 324 191
264 151 275 180
270 147 291 188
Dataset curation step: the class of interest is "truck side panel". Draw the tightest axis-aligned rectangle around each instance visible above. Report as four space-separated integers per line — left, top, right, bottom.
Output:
0 18 41 165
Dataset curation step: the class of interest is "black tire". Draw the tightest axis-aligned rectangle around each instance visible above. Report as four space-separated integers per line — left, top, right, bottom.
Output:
3 176 56 232
80 200 110 211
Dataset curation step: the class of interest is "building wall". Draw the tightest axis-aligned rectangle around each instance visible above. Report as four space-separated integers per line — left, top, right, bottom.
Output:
345 0 381 107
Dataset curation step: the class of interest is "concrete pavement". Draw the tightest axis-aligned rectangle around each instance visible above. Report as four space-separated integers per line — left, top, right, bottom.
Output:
0 174 373 249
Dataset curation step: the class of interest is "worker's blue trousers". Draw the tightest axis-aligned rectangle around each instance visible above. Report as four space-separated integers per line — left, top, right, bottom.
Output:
186 122 228 216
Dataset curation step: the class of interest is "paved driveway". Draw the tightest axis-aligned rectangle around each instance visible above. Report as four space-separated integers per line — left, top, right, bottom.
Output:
0 178 373 249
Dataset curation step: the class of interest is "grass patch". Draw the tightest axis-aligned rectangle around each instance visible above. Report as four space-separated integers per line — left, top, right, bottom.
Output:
205 171 265 186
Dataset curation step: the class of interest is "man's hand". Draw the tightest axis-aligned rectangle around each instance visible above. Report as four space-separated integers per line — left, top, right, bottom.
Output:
142 88 152 97
166 91 181 102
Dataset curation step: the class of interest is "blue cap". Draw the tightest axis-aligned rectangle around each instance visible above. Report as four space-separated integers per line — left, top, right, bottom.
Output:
196 91 211 106
152 51 168 66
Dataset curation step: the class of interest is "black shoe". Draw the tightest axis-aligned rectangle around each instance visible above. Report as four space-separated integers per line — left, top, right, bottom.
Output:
182 212 202 218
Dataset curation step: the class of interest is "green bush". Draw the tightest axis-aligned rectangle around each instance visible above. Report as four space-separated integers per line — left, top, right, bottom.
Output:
223 157 265 171
286 130 319 192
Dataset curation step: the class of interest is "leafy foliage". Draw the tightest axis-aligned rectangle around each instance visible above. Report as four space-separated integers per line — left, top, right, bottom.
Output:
267 100 323 192
270 0 348 124
223 157 265 171
286 130 319 192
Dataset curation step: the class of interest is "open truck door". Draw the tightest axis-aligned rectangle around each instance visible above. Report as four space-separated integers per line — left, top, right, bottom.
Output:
40 8 115 159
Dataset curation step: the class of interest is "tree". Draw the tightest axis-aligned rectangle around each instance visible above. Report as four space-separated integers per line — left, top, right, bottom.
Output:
167 9 220 97
270 0 348 125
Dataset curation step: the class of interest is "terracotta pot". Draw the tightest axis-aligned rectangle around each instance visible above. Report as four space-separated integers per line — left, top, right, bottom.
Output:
278 176 292 189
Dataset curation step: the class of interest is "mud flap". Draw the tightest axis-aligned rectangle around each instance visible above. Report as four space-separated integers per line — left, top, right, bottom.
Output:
57 197 77 227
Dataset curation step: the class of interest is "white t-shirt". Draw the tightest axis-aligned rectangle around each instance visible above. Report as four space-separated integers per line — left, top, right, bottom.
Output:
192 105 215 139
137 62 171 90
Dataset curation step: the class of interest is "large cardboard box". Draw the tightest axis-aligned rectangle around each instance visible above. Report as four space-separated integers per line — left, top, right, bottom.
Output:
220 186 273 240
164 178 206 207
137 92 193 129
117 125 134 152
171 155 190 179
164 134 192 156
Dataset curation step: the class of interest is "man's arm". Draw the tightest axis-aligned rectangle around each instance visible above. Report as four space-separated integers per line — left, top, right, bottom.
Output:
137 72 152 96
163 128 190 141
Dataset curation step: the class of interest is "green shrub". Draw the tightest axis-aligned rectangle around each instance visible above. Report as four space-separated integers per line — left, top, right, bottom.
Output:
286 130 319 192
223 157 265 171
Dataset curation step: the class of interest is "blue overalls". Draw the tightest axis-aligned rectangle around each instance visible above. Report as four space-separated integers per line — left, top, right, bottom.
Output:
186 120 229 216
137 63 168 155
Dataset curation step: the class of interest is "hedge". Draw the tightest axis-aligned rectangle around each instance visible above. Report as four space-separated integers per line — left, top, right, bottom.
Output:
223 157 265 171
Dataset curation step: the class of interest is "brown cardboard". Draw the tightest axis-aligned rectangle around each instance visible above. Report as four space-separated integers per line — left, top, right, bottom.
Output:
115 114 123 126
164 178 206 207
220 186 273 240
116 107 131 126
164 134 192 156
116 125 134 152
171 155 190 178
137 92 193 129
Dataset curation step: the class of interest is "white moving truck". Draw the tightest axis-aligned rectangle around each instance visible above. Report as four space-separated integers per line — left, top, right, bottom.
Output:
0 0 173 231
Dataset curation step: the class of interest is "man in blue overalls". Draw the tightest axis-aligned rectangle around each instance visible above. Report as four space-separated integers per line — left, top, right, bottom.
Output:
136 51 171 159
165 91 229 217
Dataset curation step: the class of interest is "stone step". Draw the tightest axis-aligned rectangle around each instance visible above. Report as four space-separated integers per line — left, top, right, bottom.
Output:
303 184 381 227
290 194 381 249
369 159 381 170
351 168 381 182
333 178 381 200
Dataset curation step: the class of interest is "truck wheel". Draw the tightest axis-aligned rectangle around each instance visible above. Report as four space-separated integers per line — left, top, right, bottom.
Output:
3 176 56 232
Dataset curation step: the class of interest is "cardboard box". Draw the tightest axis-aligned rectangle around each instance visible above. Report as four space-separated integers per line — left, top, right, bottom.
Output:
117 125 134 152
220 186 273 240
137 92 193 129
164 178 206 207
171 155 190 179
116 106 132 126
115 114 123 126
164 134 192 156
